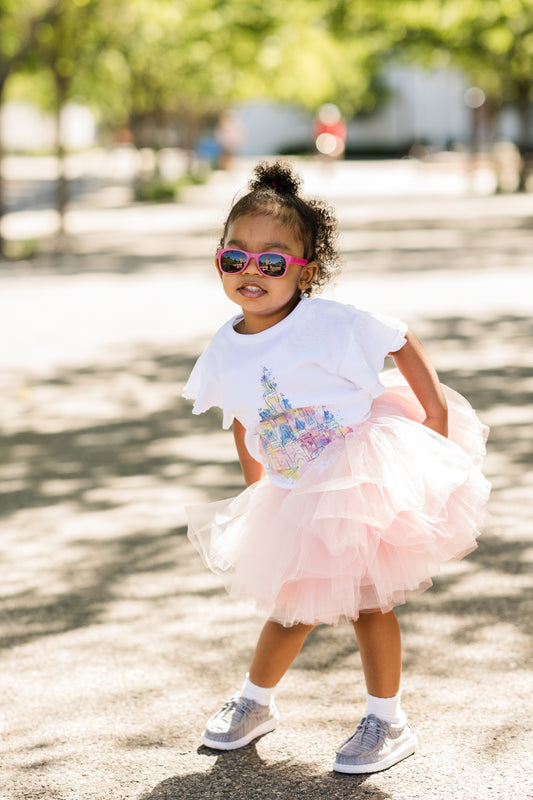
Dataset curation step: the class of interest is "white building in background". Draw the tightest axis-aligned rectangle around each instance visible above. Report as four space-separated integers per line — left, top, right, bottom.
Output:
235 66 473 156
0 65 528 155
348 66 471 150
236 66 528 156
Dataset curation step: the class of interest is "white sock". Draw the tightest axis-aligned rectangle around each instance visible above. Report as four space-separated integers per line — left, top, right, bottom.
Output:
239 674 275 706
365 691 406 725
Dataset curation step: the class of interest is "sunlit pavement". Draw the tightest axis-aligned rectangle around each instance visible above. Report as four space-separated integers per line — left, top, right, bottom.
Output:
0 157 531 800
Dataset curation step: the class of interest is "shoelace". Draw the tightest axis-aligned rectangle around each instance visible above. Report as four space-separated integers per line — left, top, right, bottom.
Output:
352 715 388 749
219 696 255 722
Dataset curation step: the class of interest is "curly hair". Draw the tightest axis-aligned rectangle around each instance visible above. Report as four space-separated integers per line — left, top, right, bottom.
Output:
219 161 341 296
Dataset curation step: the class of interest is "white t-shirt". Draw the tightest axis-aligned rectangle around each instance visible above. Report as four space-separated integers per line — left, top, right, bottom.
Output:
183 298 407 487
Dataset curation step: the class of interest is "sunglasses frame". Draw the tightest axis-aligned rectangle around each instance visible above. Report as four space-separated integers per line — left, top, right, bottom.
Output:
216 248 308 278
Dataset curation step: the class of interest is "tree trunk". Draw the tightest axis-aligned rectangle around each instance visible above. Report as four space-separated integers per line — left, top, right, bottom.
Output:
0 74 7 258
517 82 532 192
54 74 69 241
55 105 67 235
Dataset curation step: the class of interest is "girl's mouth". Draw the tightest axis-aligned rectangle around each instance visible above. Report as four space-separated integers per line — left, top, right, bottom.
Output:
238 283 267 298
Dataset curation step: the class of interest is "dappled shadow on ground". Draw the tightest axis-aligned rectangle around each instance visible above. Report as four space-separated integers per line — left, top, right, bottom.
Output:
2 525 188 649
0 347 239 521
317 201 519 275
2 186 533 278
420 315 532 495
402 533 532 644
139 744 393 800
0 341 242 650
4 174 105 215
0 250 208 276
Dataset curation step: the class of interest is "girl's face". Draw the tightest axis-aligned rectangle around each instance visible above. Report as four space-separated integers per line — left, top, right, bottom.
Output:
218 213 317 334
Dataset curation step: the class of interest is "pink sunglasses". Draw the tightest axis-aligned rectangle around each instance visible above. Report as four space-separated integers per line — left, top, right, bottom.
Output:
217 248 308 278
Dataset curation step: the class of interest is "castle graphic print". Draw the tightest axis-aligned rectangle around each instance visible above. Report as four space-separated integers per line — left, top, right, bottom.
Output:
257 367 352 483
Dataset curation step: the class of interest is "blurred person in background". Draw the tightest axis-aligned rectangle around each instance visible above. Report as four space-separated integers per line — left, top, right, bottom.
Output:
314 103 346 160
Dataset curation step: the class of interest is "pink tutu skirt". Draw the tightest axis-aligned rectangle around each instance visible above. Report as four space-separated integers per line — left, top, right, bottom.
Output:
186 371 490 626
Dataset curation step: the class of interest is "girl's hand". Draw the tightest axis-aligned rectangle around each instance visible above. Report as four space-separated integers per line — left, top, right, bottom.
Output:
391 331 449 438
422 416 449 437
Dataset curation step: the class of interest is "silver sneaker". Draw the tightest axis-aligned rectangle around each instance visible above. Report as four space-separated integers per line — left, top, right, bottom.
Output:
333 714 417 774
202 695 280 750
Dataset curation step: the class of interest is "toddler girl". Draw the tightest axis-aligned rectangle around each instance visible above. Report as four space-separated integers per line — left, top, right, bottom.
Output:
183 161 490 774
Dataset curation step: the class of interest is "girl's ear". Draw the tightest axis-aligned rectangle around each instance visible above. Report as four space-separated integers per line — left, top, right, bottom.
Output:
214 255 223 277
299 261 318 292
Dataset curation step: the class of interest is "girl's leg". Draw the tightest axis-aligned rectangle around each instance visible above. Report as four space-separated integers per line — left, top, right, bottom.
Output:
202 620 313 750
249 619 315 688
335 611 416 773
352 610 402 697
247 611 402 693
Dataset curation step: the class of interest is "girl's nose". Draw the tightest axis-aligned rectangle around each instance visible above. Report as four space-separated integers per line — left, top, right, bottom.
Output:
243 257 261 274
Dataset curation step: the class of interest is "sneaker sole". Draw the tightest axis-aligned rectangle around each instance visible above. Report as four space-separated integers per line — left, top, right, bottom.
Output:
333 736 417 774
201 713 279 751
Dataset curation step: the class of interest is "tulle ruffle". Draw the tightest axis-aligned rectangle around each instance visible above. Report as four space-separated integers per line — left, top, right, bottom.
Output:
186 371 490 626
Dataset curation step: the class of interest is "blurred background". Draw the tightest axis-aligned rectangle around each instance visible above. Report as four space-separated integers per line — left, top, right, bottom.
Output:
0 0 532 255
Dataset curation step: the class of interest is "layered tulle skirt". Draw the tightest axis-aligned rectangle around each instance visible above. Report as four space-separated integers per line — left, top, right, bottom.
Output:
186 371 491 626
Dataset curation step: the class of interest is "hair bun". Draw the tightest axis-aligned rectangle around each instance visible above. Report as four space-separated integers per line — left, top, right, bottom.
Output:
248 160 302 196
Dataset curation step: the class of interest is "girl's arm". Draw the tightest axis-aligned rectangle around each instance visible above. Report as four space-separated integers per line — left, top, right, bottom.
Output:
233 418 265 486
391 331 448 437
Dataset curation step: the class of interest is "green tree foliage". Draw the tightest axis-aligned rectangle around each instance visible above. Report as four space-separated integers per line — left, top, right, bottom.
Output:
0 0 60 85
391 0 533 146
44 0 402 131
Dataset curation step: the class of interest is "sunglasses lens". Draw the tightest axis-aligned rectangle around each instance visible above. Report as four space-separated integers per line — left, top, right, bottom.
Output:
258 253 287 277
220 250 247 273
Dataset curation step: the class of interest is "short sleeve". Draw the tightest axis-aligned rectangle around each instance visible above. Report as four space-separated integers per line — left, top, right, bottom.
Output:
336 306 408 397
353 309 408 370
182 347 223 417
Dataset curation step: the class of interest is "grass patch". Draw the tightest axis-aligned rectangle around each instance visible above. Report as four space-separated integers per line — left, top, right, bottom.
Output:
134 170 210 203
3 239 40 260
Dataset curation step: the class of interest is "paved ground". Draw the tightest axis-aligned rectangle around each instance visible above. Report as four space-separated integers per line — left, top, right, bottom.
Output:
0 157 532 800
